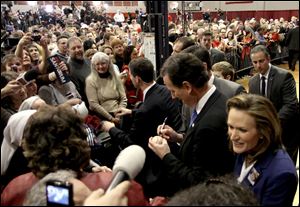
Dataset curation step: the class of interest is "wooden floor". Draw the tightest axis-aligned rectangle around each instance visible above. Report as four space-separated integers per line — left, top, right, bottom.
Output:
237 62 299 206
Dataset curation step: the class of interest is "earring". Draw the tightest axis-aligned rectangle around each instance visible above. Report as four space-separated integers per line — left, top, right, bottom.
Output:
259 136 263 140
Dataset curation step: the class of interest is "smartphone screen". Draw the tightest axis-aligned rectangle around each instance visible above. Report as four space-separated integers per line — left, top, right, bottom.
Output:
46 180 73 206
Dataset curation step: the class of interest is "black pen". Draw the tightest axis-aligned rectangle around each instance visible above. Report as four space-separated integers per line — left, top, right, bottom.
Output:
160 117 168 135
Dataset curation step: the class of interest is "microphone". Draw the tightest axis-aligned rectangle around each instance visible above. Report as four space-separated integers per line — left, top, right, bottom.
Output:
48 54 81 99
106 145 146 192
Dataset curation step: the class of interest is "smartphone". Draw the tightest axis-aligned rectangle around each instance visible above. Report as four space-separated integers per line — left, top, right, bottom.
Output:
46 180 74 206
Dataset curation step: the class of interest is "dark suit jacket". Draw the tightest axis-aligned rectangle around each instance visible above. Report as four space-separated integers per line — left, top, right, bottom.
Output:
210 48 226 66
109 83 182 197
234 149 298 206
248 65 298 119
248 65 299 160
162 90 235 195
285 26 299 51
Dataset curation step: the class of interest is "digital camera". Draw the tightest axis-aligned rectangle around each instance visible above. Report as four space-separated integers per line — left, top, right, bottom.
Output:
46 180 73 206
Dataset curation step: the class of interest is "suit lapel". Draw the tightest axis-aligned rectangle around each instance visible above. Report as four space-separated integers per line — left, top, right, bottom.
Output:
267 67 276 99
180 90 221 151
243 150 273 187
196 90 221 122
250 75 260 94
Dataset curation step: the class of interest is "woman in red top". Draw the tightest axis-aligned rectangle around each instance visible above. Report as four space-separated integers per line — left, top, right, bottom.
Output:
121 45 143 109
240 30 256 71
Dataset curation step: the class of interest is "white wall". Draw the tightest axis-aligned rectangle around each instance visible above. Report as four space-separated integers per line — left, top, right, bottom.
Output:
264 1 299 10
90 1 146 13
9 2 147 14
9 1 299 14
207 1 299 11
11 5 38 13
168 1 299 12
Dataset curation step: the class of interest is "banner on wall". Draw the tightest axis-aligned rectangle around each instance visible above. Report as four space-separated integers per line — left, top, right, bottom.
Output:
143 33 156 75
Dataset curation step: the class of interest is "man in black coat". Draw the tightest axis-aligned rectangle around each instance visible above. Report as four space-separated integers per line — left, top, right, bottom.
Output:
248 45 299 164
148 53 235 196
101 57 182 197
200 30 226 66
285 20 299 71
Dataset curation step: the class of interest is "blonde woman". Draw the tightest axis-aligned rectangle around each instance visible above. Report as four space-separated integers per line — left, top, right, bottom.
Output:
85 52 127 124
227 94 297 206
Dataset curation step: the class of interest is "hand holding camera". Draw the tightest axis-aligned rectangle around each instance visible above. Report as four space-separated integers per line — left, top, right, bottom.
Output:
39 35 50 48
18 33 32 46
1 80 22 98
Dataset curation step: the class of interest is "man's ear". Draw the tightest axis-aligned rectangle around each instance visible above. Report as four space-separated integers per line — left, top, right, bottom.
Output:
202 62 208 71
134 75 142 85
182 81 193 94
225 75 232 80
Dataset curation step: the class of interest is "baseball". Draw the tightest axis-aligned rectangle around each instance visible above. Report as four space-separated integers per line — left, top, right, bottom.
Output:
152 136 163 144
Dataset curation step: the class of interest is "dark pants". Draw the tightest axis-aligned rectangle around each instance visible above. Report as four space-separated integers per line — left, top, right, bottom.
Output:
288 49 299 71
116 22 122 27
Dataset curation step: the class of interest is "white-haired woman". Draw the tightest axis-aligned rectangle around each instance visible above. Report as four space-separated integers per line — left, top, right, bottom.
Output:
85 52 127 125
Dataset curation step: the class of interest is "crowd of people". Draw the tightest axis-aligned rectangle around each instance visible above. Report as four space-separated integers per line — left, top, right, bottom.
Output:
1 3 299 206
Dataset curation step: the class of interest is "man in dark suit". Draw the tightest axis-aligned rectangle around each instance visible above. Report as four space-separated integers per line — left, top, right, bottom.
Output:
181 45 246 129
148 53 235 196
285 20 299 71
183 45 245 99
200 30 226 66
101 57 182 197
248 45 299 164
171 36 195 55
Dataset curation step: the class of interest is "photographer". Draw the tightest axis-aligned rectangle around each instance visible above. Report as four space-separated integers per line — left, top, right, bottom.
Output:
23 169 131 206
1 105 149 206
14 30 50 74
217 8 225 20
202 9 211 23
1 30 23 59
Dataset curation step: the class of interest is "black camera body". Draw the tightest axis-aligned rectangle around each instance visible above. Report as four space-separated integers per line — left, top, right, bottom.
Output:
32 35 41 42
7 37 20 47
46 180 73 206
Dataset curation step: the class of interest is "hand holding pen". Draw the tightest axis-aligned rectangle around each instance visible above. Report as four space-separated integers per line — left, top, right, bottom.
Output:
157 117 184 143
159 117 168 136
